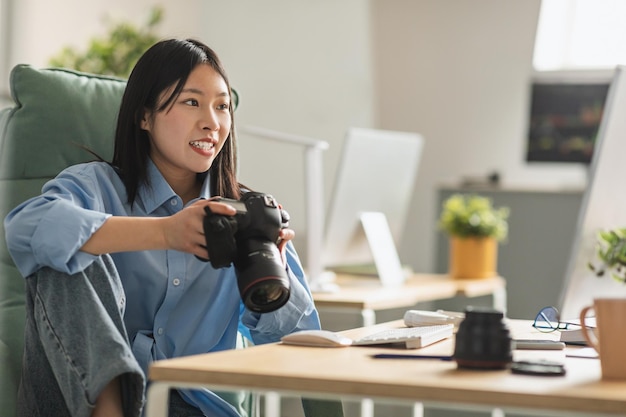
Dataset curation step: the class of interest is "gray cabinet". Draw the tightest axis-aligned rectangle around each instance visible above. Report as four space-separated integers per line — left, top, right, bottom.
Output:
434 185 584 320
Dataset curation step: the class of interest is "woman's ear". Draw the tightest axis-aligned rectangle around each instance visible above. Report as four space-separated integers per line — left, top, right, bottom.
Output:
140 108 151 131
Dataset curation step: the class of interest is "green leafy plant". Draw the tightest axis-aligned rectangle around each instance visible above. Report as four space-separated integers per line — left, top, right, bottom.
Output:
48 6 163 78
438 194 510 241
588 228 626 284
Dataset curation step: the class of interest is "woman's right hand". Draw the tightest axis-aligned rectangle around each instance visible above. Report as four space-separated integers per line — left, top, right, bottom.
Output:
81 199 237 258
163 199 237 260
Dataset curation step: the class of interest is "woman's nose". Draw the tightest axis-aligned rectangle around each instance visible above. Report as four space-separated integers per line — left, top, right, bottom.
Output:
201 110 219 131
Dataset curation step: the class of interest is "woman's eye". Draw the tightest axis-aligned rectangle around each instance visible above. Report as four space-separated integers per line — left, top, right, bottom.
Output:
183 98 199 106
217 103 230 111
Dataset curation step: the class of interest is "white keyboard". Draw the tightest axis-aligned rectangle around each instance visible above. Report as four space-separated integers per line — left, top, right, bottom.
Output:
352 324 454 349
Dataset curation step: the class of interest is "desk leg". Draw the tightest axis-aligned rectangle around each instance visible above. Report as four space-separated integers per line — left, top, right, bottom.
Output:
264 392 281 417
361 308 376 327
413 402 424 417
144 381 171 417
361 398 374 417
492 407 505 417
360 310 376 417
492 286 507 315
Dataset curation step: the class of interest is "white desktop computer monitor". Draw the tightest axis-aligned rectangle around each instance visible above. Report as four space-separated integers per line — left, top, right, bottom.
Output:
559 65 626 319
321 127 424 287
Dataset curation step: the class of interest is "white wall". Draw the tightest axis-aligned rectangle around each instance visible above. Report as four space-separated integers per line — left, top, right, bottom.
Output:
196 1 375 262
373 0 588 272
4 0 588 273
2 0 206 101
8 0 204 66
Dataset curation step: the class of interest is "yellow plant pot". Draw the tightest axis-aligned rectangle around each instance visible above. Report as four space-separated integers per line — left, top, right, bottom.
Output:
449 236 498 279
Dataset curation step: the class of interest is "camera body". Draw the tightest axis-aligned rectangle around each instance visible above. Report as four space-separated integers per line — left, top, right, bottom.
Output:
201 192 291 313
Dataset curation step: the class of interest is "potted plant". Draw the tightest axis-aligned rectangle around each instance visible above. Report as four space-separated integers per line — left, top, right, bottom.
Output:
584 228 626 380
48 6 163 78
438 194 509 279
588 227 626 284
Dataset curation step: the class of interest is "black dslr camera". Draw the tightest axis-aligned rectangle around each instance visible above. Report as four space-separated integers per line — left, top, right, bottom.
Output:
200 192 291 313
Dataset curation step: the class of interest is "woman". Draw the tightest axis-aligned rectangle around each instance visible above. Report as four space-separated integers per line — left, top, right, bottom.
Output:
5 38 320 417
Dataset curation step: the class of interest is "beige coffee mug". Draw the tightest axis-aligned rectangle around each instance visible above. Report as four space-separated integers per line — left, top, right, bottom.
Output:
580 298 626 380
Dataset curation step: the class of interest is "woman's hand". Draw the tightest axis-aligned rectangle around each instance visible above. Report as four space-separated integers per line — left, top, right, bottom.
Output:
163 199 236 260
164 198 294 265
277 227 295 266
81 198 290 264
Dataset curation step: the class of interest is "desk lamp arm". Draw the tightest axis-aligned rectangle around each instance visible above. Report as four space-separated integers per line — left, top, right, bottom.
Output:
238 125 329 290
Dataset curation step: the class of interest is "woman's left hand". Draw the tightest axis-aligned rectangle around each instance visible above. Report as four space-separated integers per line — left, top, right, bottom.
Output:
277 228 295 266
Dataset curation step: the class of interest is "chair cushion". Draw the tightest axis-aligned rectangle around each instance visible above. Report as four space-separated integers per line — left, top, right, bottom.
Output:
0 64 127 180
0 65 126 415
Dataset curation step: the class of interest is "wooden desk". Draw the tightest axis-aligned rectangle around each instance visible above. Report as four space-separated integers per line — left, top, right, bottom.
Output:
312 274 507 326
146 319 626 417
285 274 505 417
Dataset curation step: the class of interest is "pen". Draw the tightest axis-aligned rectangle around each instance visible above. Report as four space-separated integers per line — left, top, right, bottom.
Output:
371 353 453 361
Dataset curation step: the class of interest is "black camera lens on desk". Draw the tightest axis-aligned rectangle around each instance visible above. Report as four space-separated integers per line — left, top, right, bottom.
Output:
453 306 512 369
198 192 291 314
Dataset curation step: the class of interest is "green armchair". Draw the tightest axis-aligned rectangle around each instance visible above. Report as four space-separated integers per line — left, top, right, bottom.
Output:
0 64 126 416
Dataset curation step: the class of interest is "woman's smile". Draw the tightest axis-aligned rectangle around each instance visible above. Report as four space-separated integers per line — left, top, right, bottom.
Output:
189 139 216 156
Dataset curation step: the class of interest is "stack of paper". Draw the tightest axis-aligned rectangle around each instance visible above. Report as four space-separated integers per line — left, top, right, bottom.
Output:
558 318 596 345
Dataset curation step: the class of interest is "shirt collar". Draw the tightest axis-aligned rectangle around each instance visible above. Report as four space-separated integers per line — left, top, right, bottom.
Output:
138 159 212 213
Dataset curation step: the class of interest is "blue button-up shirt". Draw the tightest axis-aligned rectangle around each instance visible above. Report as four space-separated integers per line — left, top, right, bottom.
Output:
5 159 320 416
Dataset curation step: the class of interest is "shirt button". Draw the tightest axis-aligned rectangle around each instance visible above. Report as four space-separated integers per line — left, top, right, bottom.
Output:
173 278 181 286
157 328 164 336
170 199 178 206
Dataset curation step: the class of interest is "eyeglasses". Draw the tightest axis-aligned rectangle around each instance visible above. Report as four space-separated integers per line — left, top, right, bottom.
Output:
532 306 580 333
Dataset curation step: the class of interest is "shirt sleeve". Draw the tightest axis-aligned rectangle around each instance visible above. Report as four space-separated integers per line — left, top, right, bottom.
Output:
4 166 112 277
240 241 321 344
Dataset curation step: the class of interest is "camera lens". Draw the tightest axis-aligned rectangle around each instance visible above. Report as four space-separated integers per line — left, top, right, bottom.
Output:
239 274 290 313
251 282 286 305
200 192 292 313
247 280 290 311
235 240 291 313
453 306 512 369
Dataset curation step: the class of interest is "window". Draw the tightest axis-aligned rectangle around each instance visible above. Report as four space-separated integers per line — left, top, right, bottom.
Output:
533 0 626 71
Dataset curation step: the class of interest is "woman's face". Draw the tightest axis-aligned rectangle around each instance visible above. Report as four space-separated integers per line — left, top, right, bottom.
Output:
141 64 232 182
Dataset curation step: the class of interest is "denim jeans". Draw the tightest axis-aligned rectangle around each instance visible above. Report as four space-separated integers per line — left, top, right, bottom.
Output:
168 390 207 417
17 255 145 417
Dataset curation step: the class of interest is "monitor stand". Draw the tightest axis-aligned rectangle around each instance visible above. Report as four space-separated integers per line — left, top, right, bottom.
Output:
358 211 405 288
310 211 406 292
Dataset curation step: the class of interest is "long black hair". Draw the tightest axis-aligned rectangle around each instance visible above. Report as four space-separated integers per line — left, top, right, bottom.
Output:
112 38 241 204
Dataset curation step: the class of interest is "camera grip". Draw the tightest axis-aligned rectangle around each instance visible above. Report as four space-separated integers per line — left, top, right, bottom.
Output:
201 207 238 268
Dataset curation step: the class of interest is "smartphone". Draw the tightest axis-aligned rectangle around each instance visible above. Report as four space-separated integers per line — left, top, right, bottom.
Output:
511 360 566 376
513 339 566 350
